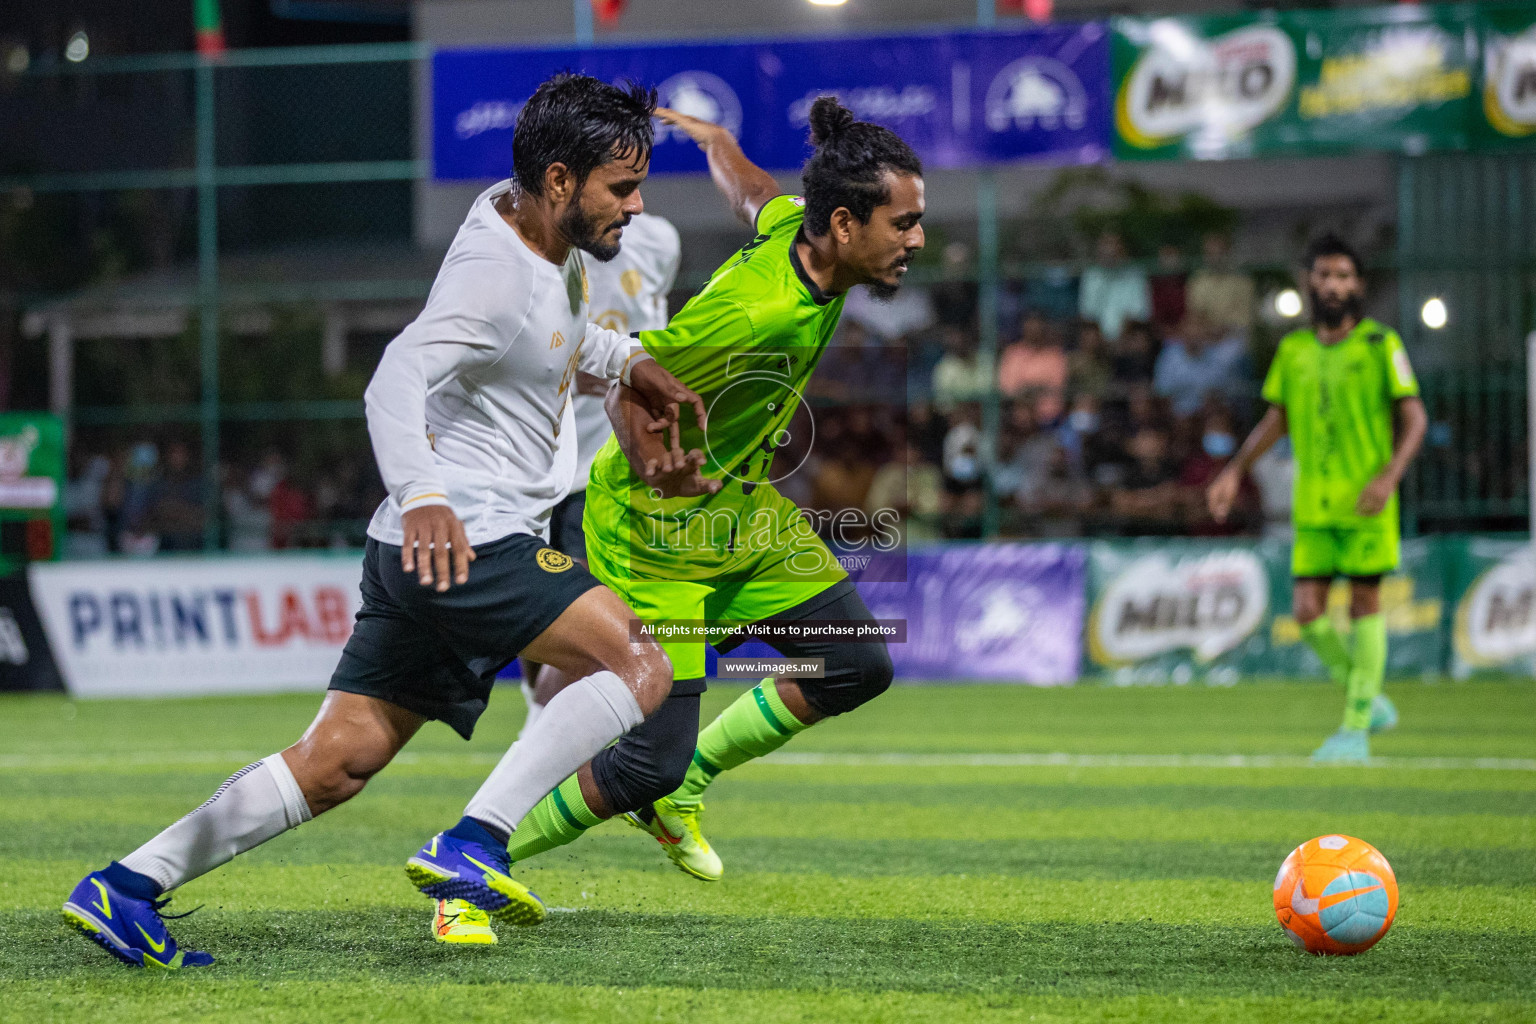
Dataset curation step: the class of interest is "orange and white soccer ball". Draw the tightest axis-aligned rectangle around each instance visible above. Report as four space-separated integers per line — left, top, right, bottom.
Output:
1273 834 1398 955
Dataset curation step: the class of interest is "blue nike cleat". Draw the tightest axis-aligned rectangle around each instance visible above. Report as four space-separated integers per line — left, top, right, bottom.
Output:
62 871 213 969
1368 693 1398 734
405 831 545 927
1311 727 1370 764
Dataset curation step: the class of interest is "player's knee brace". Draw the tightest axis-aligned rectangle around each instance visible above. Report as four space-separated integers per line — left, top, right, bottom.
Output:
799 641 893 717
589 690 700 814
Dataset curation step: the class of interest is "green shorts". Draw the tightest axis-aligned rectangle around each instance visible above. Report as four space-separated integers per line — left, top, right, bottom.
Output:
1292 520 1400 579
584 480 847 681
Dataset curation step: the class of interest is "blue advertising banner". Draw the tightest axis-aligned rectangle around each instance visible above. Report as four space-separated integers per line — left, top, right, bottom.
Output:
432 26 1111 180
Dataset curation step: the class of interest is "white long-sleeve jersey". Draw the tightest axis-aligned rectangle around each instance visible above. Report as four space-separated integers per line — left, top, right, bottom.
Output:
568 212 681 490
364 180 640 546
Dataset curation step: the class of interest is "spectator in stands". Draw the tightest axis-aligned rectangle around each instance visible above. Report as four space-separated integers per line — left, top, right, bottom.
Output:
930 242 977 328
64 452 112 558
1110 320 1159 393
994 401 1056 501
997 311 1068 422
1186 231 1255 339
1153 312 1252 419
1250 435 1296 541
1078 228 1150 342
119 441 163 556
1017 442 1091 538
1149 242 1187 336
907 400 948 467
144 440 205 552
1068 318 1113 400
1110 424 1180 534
263 457 313 549
223 462 272 552
1057 391 1102 473
931 327 992 411
865 441 945 544
1177 404 1259 536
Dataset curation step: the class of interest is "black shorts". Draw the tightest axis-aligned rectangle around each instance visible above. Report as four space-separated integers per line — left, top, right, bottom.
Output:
548 489 587 562
328 532 602 739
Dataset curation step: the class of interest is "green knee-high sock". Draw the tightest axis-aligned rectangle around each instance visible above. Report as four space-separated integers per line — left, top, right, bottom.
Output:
1343 613 1387 731
1301 616 1353 688
670 679 811 808
504 772 603 864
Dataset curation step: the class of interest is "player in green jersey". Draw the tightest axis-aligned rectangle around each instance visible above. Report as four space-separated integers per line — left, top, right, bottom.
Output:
479 96 925 889
1209 234 1426 763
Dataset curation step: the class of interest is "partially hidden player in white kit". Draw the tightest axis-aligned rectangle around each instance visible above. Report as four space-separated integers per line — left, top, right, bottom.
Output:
433 213 681 944
60 73 708 968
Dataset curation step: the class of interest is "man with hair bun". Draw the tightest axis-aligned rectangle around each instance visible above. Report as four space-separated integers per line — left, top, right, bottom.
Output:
481 96 927 891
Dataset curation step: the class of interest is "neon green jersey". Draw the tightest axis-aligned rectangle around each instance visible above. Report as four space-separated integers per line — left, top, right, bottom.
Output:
586 195 847 580
1261 318 1419 529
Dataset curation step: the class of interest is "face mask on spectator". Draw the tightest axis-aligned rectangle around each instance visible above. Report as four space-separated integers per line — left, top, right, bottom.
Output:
1203 432 1237 458
948 454 980 483
1068 411 1099 435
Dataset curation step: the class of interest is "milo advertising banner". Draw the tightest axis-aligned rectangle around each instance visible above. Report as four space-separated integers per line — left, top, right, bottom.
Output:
1479 5 1536 142
1086 538 1448 684
1113 5 1478 160
1449 537 1536 678
0 413 65 574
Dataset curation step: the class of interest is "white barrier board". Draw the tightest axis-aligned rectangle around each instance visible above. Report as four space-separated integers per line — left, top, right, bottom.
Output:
29 556 364 697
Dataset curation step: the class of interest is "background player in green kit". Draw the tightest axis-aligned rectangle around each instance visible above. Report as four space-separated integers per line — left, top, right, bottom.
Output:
477 97 925 893
1209 235 1426 763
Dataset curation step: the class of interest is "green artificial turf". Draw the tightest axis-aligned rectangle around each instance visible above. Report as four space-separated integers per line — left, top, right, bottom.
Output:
1 680 1532 1022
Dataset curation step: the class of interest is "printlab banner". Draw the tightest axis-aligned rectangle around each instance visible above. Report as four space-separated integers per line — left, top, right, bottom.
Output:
1112 5 1479 160
858 543 1086 684
29 556 365 698
432 25 1111 179
1084 538 1448 684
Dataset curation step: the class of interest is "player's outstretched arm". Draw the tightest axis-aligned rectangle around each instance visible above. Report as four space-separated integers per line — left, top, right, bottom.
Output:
656 107 781 226
1356 396 1427 515
606 383 721 499
1208 404 1287 523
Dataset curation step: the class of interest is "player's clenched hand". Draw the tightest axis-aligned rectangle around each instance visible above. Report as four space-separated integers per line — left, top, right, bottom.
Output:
1206 468 1241 523
641 446 722 499
628 357 708 437
400 504 476 591
1355 474 1395 516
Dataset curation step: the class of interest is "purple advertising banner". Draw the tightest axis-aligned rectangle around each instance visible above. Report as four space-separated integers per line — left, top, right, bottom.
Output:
709 543 1085 684
432 26 1110 179
859 543 1086 684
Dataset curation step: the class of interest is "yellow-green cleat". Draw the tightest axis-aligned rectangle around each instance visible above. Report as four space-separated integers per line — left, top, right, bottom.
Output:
432 899 498 944
625 797 723 881
405 830 545 927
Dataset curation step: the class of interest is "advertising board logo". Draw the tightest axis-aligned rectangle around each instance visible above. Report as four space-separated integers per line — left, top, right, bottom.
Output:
0 424 56 510
1454 546 1536 667
788 86 938 128
985 57 1088 133
1089 550 1268 665
657 71 743 141
1116 23 1295 150
455 100 524 141
1484 27 1536 137
955 581 1043 657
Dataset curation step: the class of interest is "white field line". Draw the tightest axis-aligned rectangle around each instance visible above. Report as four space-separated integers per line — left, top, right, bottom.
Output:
1 750 1533 772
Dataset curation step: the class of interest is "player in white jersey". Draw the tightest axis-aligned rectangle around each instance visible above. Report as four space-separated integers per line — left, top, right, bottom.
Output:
521 213 682 718
430 214 683 944
61 74 708 969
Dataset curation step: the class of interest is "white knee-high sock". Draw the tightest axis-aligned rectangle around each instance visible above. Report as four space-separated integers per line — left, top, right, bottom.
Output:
465 670 642 838
519 679 544 737
120 754 313 893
